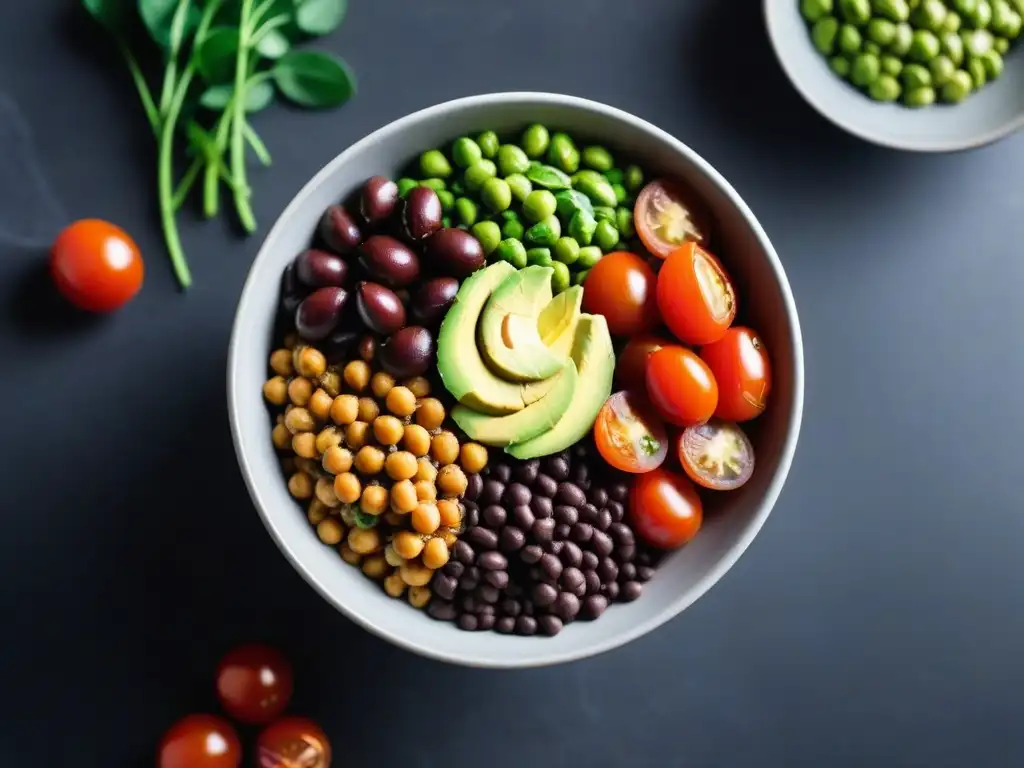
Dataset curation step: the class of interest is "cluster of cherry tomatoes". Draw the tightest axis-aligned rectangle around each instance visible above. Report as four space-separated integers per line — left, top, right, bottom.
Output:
158 645 331 768
581 179 773 551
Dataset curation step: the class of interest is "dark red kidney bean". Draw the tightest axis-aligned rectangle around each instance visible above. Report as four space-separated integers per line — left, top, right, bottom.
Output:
580 595 607 620
512 506 535 530
491 464 512 483
515 616 538 636
280 262 304 314
561 567 586 596
295 286 348 341
500 526 526 552
410 277 459 326
532 583 557 607
358 235 421 288
361 176 399 223
534 474 558 498
424 228 485 277
356 282 406 335
482 505 507 528
477 551 507 571
581 551 599 571
556 483 586 508
553 591 580 621
357 334 378 362
295 248 348 288
495 616 515 633
402 187 443 240
466 527 498 551
324 329 360 365
621 581 643 601
320 205 362 254
513 459 540 485
379 325 435 378
520 545 543 564
539 615 564 636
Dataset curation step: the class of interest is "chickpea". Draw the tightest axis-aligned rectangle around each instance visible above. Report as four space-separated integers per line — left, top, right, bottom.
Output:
320 370 342 397
292 432 317 459
315 427 343 456
441 529 458 548
411 503 441 535
285 407 315 434
416 398 446 431
333 472 362 504
384 570 406 598
404 376 431 398
437 464 468 498
382 511 403 527
385 451 418 482
315 477 341 508
354 445 386 475
415 480 437 502
288 472 313 499
370 371 396 399
322 445 353 475
437 499 463 529
330 394 359 425
263 376 288 406
293 457 318 475
384 544 405 567
392 530 425 559
348 526 381 555
343 360 371 392
399 560 433 587
317 517 344 545
308 388 334 420
431 431 460 465
408 584 432 608
402 424 431 457
288 377 313 406
345 421 370 450
360 484 389 516
390 479 418 514
460 442 488 474
422 537 450 570
415 458 438 483
307 499 328 525
271 423 292 450
295 346 327 378
357 397 380 422
373 415 405 446
361 554 388 580
270 348 294 376
386 386 417 417
339 543 361 565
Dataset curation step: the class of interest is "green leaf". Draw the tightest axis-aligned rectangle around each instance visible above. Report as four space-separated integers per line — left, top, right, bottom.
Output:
272 50 355 108
82 0 136 32
295 0 347 35
255 27 291 58
197 26 239 83
138 0 199 49
199 79 275 112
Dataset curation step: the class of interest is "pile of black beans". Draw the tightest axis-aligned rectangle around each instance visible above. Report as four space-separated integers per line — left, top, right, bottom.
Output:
427 441 662 636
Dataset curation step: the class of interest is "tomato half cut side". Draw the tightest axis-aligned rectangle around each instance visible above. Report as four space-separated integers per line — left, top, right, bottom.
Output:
594 391 669 473
678 419 755 491
634 179 713 259
629 468 703 549
700 326 772 422
657 242 736 346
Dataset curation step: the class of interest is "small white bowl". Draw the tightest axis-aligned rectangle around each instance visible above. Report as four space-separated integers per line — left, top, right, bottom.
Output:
227 92 805 668
764 0 1024 151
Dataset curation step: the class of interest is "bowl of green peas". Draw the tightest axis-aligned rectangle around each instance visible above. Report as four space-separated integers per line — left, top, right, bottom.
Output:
765 0 1024 150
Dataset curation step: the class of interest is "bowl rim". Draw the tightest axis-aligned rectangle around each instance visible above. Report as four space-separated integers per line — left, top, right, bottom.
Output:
762 0 1024 153
227 91 806 668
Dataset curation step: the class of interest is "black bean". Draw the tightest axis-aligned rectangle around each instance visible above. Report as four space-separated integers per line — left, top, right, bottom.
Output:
513 505 535 530
433 574 457 601
319 205 362 254
531 518 555 543
533 473 558 498
578 477 592 492
571 522 594 544
636 550 653 567
608 522 635 546
495 616 516 634
621 581 643 602
570 463 589 485
480 480 505 507
428 600 457 621
485 570 509 589
581 595 608 620
552 591 580 621
453 540 474 565
411 277 459 327
295 248 349 288
530 496 553 519
580 503 600 524
588 487 609 508
520 544 543 564
604 581 620 600
443 562 465 581
532 583 558 607
619 563 637 582
478 551 508 571
465 472 484 502
478 613 496 631
402 186 442 240
503 483 532 508
482 505 507 528
607 500 625 522
547 540 565 556
476 584 500 604
457 613 479 631
584 570 601 594
637 566 656 582
507 582 523 598
356 281 406 335
544 454 570 481
467 565 481 580
554 505 579 526
464 504 480 529
459 574 479 591
581 551 599 571
295 286 348 341
528 566 544 582
553 523 570 539
522 602 535 616
500 526 526 553
560 567 586 597
515 616 538 636
608 482 629 502
491 464 512 483
513 459 540 485
597 558 619 583
461 595 478 613
500 599 521 617
358 234 420 288
323 329 360 365
556 483 586 508
424 227 486 277
539 615 564 636
614 544 636 564
590 530 614 558
594 508 613 531
561 541 583 568
466 527 498 551
540 553 563 581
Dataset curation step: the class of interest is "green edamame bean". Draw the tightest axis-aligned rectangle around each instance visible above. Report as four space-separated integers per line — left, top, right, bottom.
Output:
612 183 627 204
802 0 835 21
463 159 497 192
604 168 624 185
616 208 635 238
419 178 447 192
548 133 580 174
995 35 1010 52
454 197 478 227
521 124 550 159
593 206 616 224
909 29 941 61
576 246 603 269
471 221 502 255
441 216 453 229
397 178 418 198
497 145 530 177
573 170 618 208
494 238 527 269
954 0 978 16
813 15 841 53
872 0 910 22
890 22 914 53
944 10 963 31
903 85 937 105
839 0 872 24
476 131 499 159
838 22 863 53
553 237 580 265
831 55 853 76
526 215 561 247
902 62 933 87
449 180 465 196
868 17 898 44
526 247 553 267
594 220 620 252
994 5 1023 37
569 209 597 246
1012 0 1024 14
981 48 1004 77
437 189 455 211
419 150 452 178
502 217 524 240
881 54 904 75
863 41 882 55
551 262 571 294
963 28 994 54
523 190 558 222
869 73 902 100
851 52 882 86
506 174 532 203
582 146 615 171
972 0 993 28
624 165 644 193
913 0 948 30
941 68 974 100
967 55 988 85
572 268 590 287
452 137 483 169
943 32 966 64
929 55 956 85
480 177 512 212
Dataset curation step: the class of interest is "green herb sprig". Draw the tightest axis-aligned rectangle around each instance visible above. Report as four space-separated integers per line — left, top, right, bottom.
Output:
82 0 355 289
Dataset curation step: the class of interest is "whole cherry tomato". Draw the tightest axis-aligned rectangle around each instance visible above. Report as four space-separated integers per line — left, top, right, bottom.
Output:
634 179 713 259
646 346 718 427
629 468 703 549
700 326 772 422
50 219 144 312
257 716 332 768
157 714 241 768
677 419 755 491
593 391 669 473
581 251 660 336
215 644 294 725
656 242 736 345
615 333 673 391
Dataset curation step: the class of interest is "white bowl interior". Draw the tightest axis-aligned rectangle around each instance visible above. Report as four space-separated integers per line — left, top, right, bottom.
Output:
228 94 804 667
764 0 1024 151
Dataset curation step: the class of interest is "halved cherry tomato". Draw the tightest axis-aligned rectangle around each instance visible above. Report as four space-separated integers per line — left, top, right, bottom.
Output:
700 326 772 422
215 644 293 725
581 251 660 336
615 333 673 391
657 242 736 345
50 219 144 312
157 714 241 768
678 419 755 491
629 467 703 549
634 179 713 259
594 391 669 473
646 346 718 427
257 716 331 768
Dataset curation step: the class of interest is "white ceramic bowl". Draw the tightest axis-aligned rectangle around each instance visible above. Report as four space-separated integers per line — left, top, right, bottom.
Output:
765 0 1024 151
228 93 805 668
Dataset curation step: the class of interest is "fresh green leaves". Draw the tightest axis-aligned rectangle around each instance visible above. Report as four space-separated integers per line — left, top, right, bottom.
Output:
273 50 356 107
138 0 199 49
199 79 276 112
255 28 291 59
295 0 348 35
82 0 136 31
197 26 240 82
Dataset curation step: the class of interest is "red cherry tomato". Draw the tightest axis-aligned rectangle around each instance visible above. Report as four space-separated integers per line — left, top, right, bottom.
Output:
677 419 755 491
581 251 660 336
594 391 669 473
657 242 736 345
257 717 332 768
157 714 241 768
634 179 713 259
215 644 294 725
700 326 772 422
50 219 144 312
629 468 703 549
646 346 718 427
615 333 673 391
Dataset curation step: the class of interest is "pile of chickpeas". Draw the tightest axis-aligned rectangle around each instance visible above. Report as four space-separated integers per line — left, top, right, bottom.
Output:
263 335 489 610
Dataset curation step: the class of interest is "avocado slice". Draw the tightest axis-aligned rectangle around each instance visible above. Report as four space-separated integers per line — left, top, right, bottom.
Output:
451 360 579 447
507 314 615 460
537 285 583 361
478 266 566 382
436 262 557 416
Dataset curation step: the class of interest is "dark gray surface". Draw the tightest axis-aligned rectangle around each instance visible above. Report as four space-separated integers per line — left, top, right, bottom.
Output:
1 1 1022 765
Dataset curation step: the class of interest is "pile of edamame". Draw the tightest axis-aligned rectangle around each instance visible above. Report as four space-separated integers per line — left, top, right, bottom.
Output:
801 0 1022 106
396 126 645 293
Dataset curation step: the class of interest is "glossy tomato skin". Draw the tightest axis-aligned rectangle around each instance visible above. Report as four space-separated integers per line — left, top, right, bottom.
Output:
594 390 669 473
634 179 713 259
700 327 772 422
657 242 736 345
257 717 332 768
615 333 673 391
215 644 294 725
678 419 755 491
629 468 703 549
50 219 144 312
157 714 241 768
646 346 718 427
581 251 660 336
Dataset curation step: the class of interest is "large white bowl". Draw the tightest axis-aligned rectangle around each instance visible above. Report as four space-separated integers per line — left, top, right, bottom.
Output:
765 0 1024 151
228 93 805 668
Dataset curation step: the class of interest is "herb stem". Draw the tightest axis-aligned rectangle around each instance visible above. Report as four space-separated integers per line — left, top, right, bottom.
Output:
120 43 160 134
249 13 291 47
172 156 204 211
231 0 257 233
244 123 272 165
